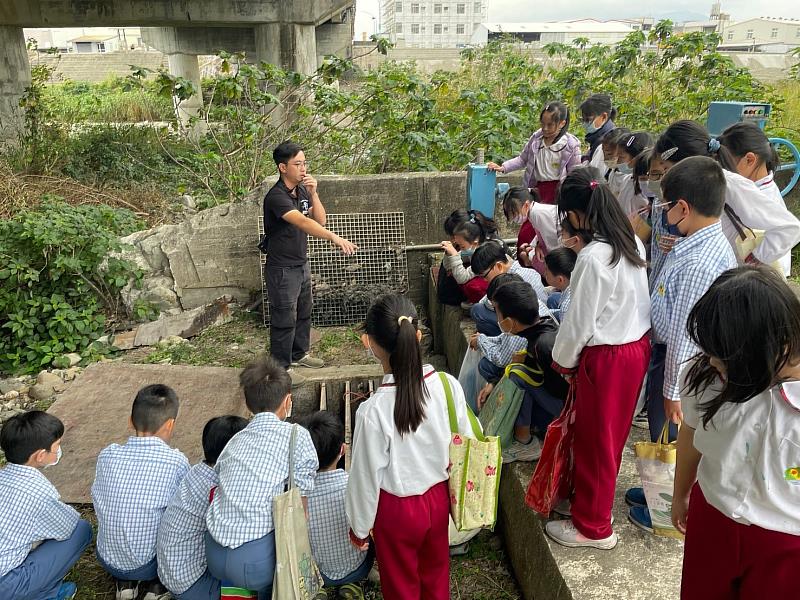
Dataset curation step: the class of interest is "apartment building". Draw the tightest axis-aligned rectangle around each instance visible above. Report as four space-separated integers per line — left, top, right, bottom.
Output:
381 0 488 47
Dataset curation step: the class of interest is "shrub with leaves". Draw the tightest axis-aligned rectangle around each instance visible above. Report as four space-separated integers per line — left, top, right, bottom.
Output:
0 198 144 374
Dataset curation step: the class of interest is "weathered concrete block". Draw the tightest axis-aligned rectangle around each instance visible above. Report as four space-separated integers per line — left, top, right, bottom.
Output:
132 297 235 347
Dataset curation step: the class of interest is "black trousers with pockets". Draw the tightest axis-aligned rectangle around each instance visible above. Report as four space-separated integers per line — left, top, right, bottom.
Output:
265 262 312 368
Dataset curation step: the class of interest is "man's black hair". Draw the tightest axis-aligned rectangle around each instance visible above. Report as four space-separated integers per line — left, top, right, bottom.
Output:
300 410 345 469
273 140 304 166
131 384 180 434
0 411 64 465
202 415 248 465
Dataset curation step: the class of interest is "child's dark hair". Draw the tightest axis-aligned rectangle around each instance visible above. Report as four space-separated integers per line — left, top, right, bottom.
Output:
544 247 577 279
132 384 180 433
0 411 64 465
540 101 570 143
486 272 524 301
607 127 632 146
560 216 593 245
502 186 535 220
273 140 304 166
632 149 653 196
300 411 344 469
492 281 540 325
239 356 291 414
616 131 653 162
684 265 800 428
364 294 427 436
202 415 248 465
452 210 498 245
557 167 645 268
579 93 617 121
654 120 738 172
470 241 509 277
662 156 726 218
444 208 470 236
718 122 779 173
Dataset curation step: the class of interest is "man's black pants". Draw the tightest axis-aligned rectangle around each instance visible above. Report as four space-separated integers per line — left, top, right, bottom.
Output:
265 262 312 368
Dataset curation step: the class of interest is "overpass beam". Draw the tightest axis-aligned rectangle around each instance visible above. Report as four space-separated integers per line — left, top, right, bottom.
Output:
254 23 318 74
0 26 31 144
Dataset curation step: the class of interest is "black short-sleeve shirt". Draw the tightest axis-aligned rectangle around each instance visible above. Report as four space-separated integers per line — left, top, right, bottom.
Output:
263 178 311 267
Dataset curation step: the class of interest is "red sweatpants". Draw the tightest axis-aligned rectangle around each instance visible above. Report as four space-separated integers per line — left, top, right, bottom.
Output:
681 483 800 599
534 179 560 204
372 482 450 600
571 334 650 539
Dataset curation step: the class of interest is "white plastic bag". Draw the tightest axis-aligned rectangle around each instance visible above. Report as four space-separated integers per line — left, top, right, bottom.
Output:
458 348 486 413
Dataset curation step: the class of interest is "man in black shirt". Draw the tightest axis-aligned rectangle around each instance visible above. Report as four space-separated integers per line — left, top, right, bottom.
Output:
263 141 357 383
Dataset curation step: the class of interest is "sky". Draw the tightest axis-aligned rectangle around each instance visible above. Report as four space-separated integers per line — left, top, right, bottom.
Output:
354 0 800 39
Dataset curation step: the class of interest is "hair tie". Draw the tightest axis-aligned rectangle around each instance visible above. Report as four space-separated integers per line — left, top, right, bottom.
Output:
397 315 413 326
469 216 476 224
708 138 721 153
589 180 598 190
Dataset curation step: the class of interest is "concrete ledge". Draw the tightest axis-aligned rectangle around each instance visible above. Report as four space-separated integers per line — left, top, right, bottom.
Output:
428 278 684 599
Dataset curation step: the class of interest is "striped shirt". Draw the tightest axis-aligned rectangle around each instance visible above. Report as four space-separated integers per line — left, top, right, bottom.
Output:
0 464 80 577
308 470 367 581
206 412 318 548
651 222 737 400
157 462 218 595
92 436 189 572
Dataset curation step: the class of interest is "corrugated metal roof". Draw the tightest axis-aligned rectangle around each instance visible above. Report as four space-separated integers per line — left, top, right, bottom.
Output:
481 21 635 34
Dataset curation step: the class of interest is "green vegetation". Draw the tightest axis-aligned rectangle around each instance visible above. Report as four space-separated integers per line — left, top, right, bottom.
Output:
44 78 173 123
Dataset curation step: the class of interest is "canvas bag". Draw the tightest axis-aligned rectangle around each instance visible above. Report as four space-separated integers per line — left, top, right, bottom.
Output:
633 422 684 539
272 425 325 600
439 372 502 532
478 362 544 449
457 347 487 413
525 384 575 516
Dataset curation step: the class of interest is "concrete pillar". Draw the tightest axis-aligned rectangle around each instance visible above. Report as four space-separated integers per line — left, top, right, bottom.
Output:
0 26 31 144
166 52 204 136
254 23 318 74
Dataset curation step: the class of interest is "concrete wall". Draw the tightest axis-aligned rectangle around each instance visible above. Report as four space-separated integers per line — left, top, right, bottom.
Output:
119 171 520 317
30 50 166 83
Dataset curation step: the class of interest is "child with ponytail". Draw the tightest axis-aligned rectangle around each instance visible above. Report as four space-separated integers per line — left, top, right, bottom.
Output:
346 295 476 600
488 101 581 204
673 265 800 599
544 168 651 550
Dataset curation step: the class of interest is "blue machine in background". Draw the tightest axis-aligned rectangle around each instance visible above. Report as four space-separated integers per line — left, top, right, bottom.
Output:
466 149 510 218
706 101 799 197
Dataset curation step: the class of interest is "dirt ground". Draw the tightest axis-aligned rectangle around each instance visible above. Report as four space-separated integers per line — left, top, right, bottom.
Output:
68 507 521 600
120 310 372 369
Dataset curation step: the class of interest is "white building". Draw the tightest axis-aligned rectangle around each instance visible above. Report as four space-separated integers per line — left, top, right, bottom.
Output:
718 17 800 53
470 20 635 47
23 27 145 53
380 0 488 48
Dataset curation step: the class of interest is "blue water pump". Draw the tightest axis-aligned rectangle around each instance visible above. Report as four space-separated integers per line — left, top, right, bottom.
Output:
465 149 510 218
707 101 799 197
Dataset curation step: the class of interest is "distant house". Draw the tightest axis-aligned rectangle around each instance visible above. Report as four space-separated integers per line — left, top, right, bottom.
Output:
718 17 800 53
470 20 635 47
68 34 118 53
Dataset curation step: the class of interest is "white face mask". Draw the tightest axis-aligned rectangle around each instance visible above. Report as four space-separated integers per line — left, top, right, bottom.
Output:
498 317 512 334
45 446 62 468
513 213 527 225
639 179 653 196
650 183 663 201
617 163 633 175
603 159 617 170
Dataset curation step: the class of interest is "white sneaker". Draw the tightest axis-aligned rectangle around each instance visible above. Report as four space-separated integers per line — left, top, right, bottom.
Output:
545 519 618 550
502 437 542 464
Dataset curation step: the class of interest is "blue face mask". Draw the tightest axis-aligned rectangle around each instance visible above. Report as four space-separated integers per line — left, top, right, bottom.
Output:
582 120 599 135
460 248 475 258
661 207 685 237
617 163 633 175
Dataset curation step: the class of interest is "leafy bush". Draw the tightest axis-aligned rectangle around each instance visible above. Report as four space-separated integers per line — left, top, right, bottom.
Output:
0 199 144 374
44 78 173 123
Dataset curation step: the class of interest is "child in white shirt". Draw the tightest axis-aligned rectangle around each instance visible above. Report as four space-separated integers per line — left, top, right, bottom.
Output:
346 294 476 600
673 265 800 599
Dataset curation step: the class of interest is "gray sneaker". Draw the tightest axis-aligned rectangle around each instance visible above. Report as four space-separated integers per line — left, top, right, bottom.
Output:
291 354 325 369
287 368 307 387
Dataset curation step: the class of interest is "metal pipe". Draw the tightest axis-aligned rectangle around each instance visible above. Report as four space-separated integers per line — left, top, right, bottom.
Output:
403 238 517 252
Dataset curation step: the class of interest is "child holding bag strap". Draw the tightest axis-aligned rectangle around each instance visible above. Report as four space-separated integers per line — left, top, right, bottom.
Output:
345 294 475 600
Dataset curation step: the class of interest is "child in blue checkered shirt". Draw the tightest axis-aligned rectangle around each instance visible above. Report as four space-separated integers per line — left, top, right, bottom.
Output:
0 411 92 600
301 411 374 599
92 384 190 600
205 356 318 597
156 415 248 600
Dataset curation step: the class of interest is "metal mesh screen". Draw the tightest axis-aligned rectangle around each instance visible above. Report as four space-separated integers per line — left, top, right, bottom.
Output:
258 212 408 327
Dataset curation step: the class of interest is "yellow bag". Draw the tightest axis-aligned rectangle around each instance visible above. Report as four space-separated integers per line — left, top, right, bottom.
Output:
633 423 683 539
725 204 783 274
272 426 325 600
439 372 502 532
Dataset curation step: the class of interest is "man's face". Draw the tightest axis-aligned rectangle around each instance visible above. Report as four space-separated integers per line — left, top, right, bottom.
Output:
279 151 308 185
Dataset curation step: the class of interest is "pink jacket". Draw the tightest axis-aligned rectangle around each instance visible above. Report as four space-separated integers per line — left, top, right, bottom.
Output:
502 129 582 188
